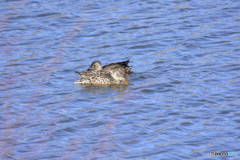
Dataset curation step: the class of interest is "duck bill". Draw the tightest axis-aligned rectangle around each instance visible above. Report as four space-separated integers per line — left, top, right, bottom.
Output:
121 79 129 85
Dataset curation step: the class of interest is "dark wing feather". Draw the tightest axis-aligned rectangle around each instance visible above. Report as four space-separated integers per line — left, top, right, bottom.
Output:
103 60 132 73
103 60 130 69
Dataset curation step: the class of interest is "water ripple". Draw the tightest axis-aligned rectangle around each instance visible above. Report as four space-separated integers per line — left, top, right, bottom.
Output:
1 0 240 159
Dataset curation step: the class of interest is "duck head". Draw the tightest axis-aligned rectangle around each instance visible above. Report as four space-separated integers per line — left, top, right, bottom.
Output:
87 61 102 71
112 70 129 85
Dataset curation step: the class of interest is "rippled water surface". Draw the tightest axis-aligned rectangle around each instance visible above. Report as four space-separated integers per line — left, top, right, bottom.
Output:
1 0 240 159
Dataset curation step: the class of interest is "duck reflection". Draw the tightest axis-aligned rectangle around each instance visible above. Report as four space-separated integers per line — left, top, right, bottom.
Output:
75 84 128 94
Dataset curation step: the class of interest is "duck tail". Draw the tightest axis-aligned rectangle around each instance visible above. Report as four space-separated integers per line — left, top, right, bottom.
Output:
126 66 133 72
75 71 81 75
116 60 130 67
123 60 130 65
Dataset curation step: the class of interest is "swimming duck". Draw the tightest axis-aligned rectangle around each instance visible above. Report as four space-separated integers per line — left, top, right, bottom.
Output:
87 60 132 75
74 70 129 85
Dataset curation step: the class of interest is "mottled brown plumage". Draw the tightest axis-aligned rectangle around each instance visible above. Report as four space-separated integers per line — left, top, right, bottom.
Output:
74 70 128 85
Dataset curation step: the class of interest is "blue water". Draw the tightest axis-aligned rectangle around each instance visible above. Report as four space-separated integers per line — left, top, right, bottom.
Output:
1 0 240 159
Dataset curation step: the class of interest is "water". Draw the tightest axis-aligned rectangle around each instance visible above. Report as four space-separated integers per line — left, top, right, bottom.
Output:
1 0 240 159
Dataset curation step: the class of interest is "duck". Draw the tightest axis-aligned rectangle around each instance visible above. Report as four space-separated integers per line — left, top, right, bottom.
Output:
74 70 129 85
87 60 132 75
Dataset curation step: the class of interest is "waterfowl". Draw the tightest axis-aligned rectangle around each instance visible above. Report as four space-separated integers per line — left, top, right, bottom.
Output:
74 70 129 85
87 60 133 75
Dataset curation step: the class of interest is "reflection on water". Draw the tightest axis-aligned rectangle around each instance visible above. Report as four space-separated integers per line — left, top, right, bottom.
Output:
76 84 128 93
1 0 240 159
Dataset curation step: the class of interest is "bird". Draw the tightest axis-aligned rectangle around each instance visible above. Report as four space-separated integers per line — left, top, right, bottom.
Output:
74 70 129 85
87 60 132 75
